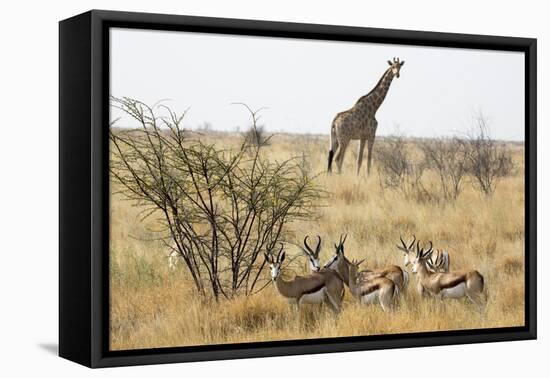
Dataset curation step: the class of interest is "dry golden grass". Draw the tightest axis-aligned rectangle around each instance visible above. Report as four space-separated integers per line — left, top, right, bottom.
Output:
110 132 525 350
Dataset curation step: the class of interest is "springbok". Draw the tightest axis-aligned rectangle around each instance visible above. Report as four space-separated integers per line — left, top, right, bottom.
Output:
300 235 322 273
397 235 450 273
324 234 408 292
347 258 398 311
325 241 398 311
265 244 344 313
411 240 486 309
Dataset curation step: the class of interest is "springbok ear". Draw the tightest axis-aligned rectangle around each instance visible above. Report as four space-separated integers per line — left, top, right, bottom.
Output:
279 251 286 263
388 60 393 66
400 61 405 67
264 253 271 263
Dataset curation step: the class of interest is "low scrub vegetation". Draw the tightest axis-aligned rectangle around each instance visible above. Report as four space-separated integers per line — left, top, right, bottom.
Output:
376 114 514 202
110 101 524 351
110 98 322 300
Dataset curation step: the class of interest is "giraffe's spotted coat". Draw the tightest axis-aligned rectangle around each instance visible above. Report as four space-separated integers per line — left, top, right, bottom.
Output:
328 58 405 175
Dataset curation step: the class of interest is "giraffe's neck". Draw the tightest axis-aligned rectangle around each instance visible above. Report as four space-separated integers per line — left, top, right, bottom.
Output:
366 68 395 111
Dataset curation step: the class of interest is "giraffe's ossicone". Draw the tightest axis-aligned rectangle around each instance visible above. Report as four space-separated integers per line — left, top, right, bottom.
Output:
327 57 405 176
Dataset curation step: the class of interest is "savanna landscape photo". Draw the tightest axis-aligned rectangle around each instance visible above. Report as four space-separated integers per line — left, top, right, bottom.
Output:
108 28 526 351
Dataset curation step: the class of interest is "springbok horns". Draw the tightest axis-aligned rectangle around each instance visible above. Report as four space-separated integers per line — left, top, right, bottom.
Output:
301 235 322 272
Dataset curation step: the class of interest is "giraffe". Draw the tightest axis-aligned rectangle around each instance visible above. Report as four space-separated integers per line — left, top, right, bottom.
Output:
327 57 405 176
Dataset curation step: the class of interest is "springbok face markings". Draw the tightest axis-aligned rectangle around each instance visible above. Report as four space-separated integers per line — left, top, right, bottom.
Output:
411 258 419 274
269 264 280 280
301 235 323 273
308 258 321 272
323 254 339 270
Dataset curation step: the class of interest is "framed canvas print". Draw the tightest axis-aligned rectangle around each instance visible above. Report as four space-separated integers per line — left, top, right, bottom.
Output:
59 10 537 368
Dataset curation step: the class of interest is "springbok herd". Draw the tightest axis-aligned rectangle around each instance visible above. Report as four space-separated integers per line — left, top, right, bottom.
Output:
263 235 486 313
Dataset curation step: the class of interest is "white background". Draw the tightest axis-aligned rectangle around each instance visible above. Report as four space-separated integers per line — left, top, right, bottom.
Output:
0 1 546 376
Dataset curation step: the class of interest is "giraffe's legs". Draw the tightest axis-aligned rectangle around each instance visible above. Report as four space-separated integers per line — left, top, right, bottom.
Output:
356 138 367 175
366 137 375 177
334 139 349 174
327 131 339 173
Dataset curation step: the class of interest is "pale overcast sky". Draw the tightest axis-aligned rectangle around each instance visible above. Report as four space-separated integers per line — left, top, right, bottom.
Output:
110 28 525 141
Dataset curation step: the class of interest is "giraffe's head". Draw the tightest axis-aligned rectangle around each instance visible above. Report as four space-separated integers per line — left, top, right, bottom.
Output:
387 57 405 78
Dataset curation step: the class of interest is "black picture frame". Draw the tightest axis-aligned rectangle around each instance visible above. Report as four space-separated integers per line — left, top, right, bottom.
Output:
59 9 537 368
